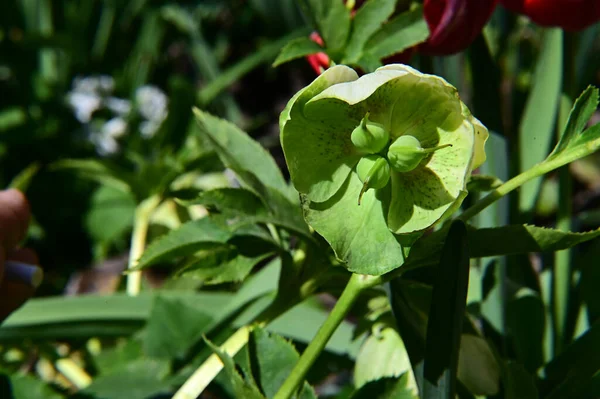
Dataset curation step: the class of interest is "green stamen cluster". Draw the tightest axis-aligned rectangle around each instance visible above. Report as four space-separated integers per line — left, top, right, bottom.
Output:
352 113 452 204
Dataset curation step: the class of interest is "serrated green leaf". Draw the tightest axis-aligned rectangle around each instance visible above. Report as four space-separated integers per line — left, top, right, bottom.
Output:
193 108 296 203
204 337 266 399
343 0 397 64
519 28 563 213
273 37 324 67
422 220 469 399
180 251 273 285
405 224 600 271
298 0 351 53
549 85 599 158
351 374 417 399
249 327 315 398
83 359 171 399
133 217 232 270
143 295 214 359
362 6 428 60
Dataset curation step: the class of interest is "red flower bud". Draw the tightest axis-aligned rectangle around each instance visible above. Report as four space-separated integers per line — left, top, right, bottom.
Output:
420 0 499 55
501 0 600 31
306 32 331 75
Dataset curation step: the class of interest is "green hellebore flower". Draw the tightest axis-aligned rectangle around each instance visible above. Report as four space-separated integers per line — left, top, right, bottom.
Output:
280 64 488 275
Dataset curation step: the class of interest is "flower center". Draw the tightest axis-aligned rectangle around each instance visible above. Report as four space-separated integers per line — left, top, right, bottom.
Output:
351 115 452 204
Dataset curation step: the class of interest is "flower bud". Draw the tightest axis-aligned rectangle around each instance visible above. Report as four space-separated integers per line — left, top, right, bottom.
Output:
351 113 390 154
356 155 391 205
387 135 452 173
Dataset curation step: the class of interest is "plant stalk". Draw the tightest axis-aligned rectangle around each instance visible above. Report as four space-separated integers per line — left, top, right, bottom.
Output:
273 273 379 399
459 142 598 223
126 195 161 296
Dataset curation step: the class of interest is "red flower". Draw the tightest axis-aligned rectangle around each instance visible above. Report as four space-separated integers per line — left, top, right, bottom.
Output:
419 0 499 55
501 0 600 31
306 32 331 75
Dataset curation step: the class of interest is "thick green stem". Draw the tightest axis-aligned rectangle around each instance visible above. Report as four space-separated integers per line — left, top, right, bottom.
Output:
126 195 161 296
459 144 596 223
273 273 380 399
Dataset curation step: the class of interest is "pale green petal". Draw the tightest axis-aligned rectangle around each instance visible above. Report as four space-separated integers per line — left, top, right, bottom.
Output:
303 173 404 275
281 65 363 203
470 115 489 170
388 120 475 234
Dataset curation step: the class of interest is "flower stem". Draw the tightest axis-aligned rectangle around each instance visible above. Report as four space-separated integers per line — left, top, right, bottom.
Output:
273 273 380 399
459 144 597 222
126 195 161 296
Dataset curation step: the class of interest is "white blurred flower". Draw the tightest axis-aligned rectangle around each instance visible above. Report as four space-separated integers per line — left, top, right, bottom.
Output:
136 85 168 123
68 92 101 123
90 132 119 156
73 75 114 95
102 117 127 139
140 120 160 139
105 97 131 116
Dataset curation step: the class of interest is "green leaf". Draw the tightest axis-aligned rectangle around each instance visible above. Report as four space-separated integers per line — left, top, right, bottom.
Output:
85 185 136 243
204 337 266 399
466 174 503 193
549 85 600 158
405 224 600 270
298 0 351 53
273 36 324 67
543 321 600 399
94 339 144 375
343 0 397 64
133 217 232 270
518 28 563 213
198 28 309 104
422 220 469 399
179 188 268 217
180 251 273 285
506 289 545 372
143 295 215 359
354 323 414 390
302 175 404 275
193 108 295 204
389 280 500 396
351 374 417 399
83 359 171 399
362 6 429 61
8 374 63 399
248 327 316 398
8 162 40 192
504 361 539 399
51 159 133 194
0 292 233 341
